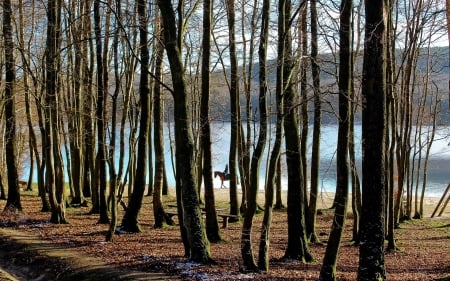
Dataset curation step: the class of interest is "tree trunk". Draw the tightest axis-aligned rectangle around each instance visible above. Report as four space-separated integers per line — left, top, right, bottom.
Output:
357 1 387 280
201 0 222 243
45 0 66 224
2 0 22 212
153 19 173 228
241 0 269 270
274 159 284 209
318 0 352 279
225 0 240 220
384 0 399 251
299 1 309 219
282 0 313 263
121 0 150 233
257 0 279 271
307 0 322 244
157 0 212 264
93 0 110 224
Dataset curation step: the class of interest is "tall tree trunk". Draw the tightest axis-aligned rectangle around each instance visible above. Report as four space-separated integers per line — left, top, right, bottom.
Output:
66 0 86 206
82 8 95 200
2 0 21 212
201 0 222 243
299 0 309 219
307 0 322 244
16 0 49 210
45 0 66 224
241 0 269 271
257 0 281 271
225 0 240 220
105 0 126 241
93 0 110 223
385 0 398 251
357 1 387 280
157 0 212 264
318 0 352 279
282 0 313 263
121 0 150 232
153 17 172 228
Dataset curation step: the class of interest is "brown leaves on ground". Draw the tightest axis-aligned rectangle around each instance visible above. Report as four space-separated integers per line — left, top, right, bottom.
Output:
1 191 449 280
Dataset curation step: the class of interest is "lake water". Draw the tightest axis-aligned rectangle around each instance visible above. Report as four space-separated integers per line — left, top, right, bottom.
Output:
23 123 450 197
204 123 450 197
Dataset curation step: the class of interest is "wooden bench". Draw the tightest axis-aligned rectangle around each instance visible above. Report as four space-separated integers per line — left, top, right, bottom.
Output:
18 180 27 189
217 214 238 229
166 211 178 220
165 210 238 229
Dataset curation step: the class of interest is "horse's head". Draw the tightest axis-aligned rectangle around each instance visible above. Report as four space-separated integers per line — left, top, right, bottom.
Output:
214 171 218 178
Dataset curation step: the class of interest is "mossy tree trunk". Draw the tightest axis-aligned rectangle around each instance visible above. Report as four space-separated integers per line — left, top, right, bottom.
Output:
157 0 212 264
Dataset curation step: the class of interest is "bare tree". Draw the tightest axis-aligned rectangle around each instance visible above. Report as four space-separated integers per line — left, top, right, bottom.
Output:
225 0 241 220
282 0 313 263
201 0 222 243
120 0 153 234
307 0 322 244
357 0 387 280
2 0 22 212
157 0 212 264
45 0 66 223
93 0 110 224
241 0 269 270
153 15 174 229
319 0 352 279
258 0 283 271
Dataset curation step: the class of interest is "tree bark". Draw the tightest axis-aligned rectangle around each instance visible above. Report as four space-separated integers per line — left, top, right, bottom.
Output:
257 0 280 271
2 0 22 212
307 0 322 244
93 0 110 224
241 0 269 270
157 0 212 264
357 1 387 280
121 0 151 233
153 18 173 228
44 0 67 224
201 0 222 243
225 0 240 220
319 0 352 279
282 0 313 263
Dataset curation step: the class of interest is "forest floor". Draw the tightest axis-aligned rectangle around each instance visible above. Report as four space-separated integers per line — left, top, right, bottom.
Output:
0 188 449 281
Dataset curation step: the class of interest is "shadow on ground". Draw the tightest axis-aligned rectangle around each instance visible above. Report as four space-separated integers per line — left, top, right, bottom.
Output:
0 228 177 281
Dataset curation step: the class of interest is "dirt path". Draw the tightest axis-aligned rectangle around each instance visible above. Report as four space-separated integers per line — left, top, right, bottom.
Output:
0 228 178 281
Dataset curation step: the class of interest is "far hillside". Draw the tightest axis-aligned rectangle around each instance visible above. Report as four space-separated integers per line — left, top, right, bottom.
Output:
203 46 449 125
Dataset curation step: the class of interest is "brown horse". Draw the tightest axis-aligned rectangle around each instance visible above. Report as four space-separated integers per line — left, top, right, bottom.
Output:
214 171 230 188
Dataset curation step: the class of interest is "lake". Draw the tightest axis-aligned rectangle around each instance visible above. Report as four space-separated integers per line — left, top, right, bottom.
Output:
23 123 450 197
